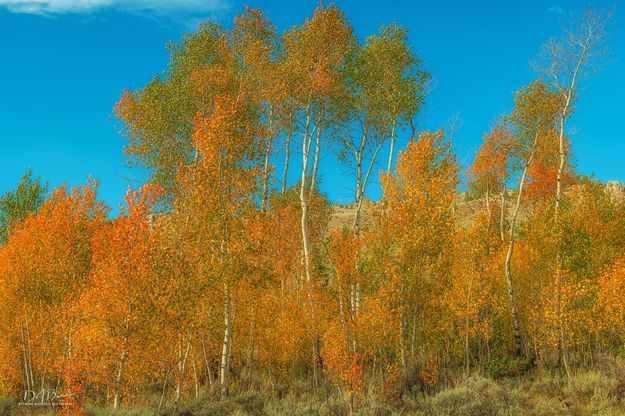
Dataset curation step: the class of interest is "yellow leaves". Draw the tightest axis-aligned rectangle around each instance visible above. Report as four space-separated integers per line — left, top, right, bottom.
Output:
510 79 561 153
251 287 310 369
420 354 439 389
283 4 354 100
328 228 362 287
468 121 512 194
3 4 625 409
321 320 364 394
383 129 457 212
595 256 625 340
0 181 109 405
380 128 457 279
71 184 165 397
357 291 401 356
183 95 261 217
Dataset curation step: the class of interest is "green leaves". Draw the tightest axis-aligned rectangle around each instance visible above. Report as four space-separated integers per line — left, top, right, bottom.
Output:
0 169 48 245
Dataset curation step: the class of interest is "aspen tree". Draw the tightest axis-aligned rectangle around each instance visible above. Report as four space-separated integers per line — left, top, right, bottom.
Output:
533 8 610 213
283 4 355 381
505 80 560 356
379 129 457 373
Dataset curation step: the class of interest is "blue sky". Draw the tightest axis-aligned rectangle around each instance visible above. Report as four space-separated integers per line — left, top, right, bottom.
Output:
0 0 622 212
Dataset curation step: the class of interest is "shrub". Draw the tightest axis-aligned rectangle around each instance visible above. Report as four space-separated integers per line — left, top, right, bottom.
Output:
358 396 399 416
564 370 617 413
596 354 625 399
232 391 267 416
84 404 165 416
484 356 533 379
264 396 321 416
422 374 523 416
0 397 15 416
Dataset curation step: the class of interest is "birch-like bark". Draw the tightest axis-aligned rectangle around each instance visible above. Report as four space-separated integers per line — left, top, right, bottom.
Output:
219 284 232 397
386 122 397 175
175 331 192 407
464 274 474 373
191 354 199 399
158 368 170 410
261 111 274 211
20 321 32 391
299 103 322 384
504 134 538 357
485 185 491 218
282 119 292 195
555 38 588 214
500 186 506 242
113 313 131 409
300 104 314 286
200 338 213 389
25 316 34 392
309 126 322 195
261 142 273 211
352 139 384 231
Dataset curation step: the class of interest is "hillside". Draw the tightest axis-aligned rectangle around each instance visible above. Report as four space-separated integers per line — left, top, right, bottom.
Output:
328 181 625 232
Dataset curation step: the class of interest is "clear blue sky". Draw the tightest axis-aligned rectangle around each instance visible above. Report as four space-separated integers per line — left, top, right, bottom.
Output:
0 0 622 213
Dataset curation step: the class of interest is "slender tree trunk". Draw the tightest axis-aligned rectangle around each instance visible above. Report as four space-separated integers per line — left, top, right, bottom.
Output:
220 284 232 398
20 321 32 391
399 311 408 375
309 126 322 195
353 140 384 231
504 137 538 357
386 122 397 175
28 321 35 391
353 147 363 230
200 338 213 390
300 105 314 287
554 112 567 214
261 110 275 211
113 315 131 409
349 389 355 416
158 368 171 410
554 52 583 214
410 315 417 359
553 65 580 373
500 186 506 242
300 105 322 384
485 185 491 220
282 121 292 195
175 331 192 407
191 354 199 399
262 139 273 212
23 315 35 392
465 274 474 373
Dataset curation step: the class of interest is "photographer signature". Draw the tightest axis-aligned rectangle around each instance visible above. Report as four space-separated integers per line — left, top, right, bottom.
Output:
18 388 73 407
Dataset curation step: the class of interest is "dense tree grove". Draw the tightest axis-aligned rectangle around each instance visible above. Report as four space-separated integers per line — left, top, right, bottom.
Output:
0 5 622 414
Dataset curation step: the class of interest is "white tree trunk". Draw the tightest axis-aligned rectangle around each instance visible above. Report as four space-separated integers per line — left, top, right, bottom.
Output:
113 315 131 409
500 186 506 242
175 331 192 407
386 123 397 175
309 126 322 195
300 106 313 286
261 138 273 211
219 284 232 397
282 127 292 195
504 137 537 356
